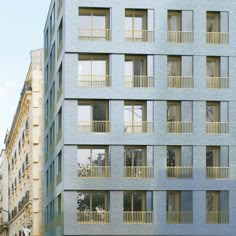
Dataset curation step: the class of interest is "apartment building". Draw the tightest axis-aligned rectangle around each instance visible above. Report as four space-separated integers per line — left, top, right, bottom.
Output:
5 49 44 236
44 0 236 235
0 149 8 236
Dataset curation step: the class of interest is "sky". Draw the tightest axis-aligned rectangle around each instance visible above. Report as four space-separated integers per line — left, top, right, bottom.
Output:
0 0 50 148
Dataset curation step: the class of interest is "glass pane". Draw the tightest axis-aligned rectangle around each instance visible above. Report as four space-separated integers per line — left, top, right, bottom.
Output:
206 192 218 212
206 104 218 122
77 192 90 211
220 12 229 32
181 191 192 211
220 57 229 77
124 192 132 211
125 60 133 76
146 146 153 166
181 146 192 166
167 147 180 167
146 191 153 211
124 105 133 122
92 192 105 211
78 149 91 166
206 147 219 167
124 148 132 166
93 60 106 76
133 192 142 211
182 56 192 77
220 191 229 211
93 15 106 29
80 15 92 29
78 105 91 122
181 101 192 122
167 104 178 121
134 149 143 166
168 14 180 31
134 59 143 76
133 105 143 122
125 17 133 30
220 102 228 122
168 58 180 76
91 149 106 166
220 146 229 167
92 103 106 121
147 56 154 77
167 192 177 211
78 60 91 76
134 17 143 30
182 11 193 31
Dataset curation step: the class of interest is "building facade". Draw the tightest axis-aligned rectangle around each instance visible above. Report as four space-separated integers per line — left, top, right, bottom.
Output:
5 49 44 236
44 0 236 235
0 149 8 236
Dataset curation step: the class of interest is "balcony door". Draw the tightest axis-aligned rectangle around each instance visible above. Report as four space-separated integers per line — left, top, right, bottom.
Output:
207 13 219 32
207 57 220 77
168 56 181 77
168 11 181 32
206 102 219 122
167 102 180 122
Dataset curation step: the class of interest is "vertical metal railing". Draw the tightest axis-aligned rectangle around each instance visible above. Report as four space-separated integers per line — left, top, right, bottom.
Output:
168 31 194 43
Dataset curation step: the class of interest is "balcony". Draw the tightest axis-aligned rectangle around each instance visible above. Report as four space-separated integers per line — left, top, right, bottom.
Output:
168 76 193 88
125 30 154 42
78 121 110 133
206 122 229 134
124 121 153 133
78 166 110 178
79 29 111 41
167 166 193 178
78 75 111 87
78 211 110 224
167 122 193 134
123 211 153 224
168 31 194 43
166 211 193 224
206 211 229 224
206 167 229 179
124 166 154 178
206 77 229 89
206 32 229 44
125 76 154 88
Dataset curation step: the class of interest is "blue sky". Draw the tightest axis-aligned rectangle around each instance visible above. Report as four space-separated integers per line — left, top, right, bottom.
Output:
0 0 50 148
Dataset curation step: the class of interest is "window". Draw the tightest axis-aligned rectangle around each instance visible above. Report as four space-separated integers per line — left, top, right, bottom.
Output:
206 12 229 44
50 200 55 222
125 9 154 42
45 100 49 125
206 101 229 134
56 151 62 175
123 191 153 224
206 56 229 89
45 135 49 159
57 19 63 57
124 101 153 133
57 64 62 100
50 4 55 38
167 101 193 133
168 11 193 43
168 56 193 88
166 191 193 224
78 54 110 87
77 191 109 223
125 55 154 87
50 44 55 75
77 146 110 178
206 191 229 224
206 146 229 178
56 108 62 143
50 83 55 114
50 162 55 192
79 8 110 40
167 146 193 178
78 100 110 133
57 194 62 215
46 170 49 196
45 66 49 92
45 29 49 56
50 123 55 151
124 146 153 178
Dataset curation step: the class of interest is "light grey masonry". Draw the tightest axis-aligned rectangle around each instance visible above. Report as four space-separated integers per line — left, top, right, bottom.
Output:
44 0 236 235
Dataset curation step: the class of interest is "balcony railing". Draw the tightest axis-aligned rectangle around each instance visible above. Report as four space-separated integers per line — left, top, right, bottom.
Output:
206 77 229 89
123 211 153 224
125 76 154 88
206 211 229 224
168 76 193 88
206 122 229 134
125 30 154 42
78 211 110 224
78 121 110 133
168 31 194 43
78 165 110 178
124 121 153 133
78 75 111 87
166 211 193 224
206 167 229 179
79 29 110 41
124 166 154 178
167 166 193 178
167 122 193 134
206 32 229 44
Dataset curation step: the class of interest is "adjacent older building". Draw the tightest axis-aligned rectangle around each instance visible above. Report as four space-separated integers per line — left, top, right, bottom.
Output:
44 0 236 236
0 149 8 236
5 49 44 236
